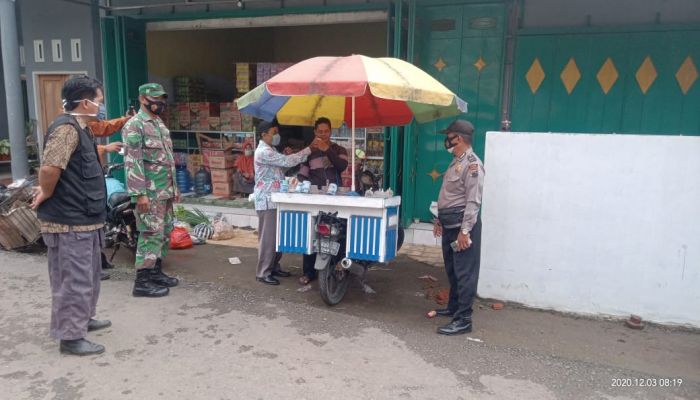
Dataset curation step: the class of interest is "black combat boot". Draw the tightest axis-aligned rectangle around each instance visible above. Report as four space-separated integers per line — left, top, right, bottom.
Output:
133 268 169 297
150 258 179 287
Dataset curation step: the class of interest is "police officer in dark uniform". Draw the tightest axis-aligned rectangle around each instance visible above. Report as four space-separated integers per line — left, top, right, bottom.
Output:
432 120 485 335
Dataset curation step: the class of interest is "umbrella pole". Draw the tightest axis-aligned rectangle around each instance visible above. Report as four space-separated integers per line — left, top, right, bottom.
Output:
351 96 356 193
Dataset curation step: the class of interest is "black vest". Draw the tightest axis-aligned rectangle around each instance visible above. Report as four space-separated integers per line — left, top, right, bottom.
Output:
37 114 107 226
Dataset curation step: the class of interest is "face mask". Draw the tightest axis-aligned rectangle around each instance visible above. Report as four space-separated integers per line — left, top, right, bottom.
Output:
446 147 455 154
96 103 107 120
244 149 253 157
444 136 458 152
69 98 100 118
271 134 281 146
145 98 167 115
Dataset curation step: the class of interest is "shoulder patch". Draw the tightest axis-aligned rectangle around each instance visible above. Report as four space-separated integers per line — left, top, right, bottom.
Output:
467 153 477 163
468 163 479 177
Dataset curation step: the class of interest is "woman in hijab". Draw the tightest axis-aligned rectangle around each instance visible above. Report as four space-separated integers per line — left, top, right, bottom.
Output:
233 142 255 197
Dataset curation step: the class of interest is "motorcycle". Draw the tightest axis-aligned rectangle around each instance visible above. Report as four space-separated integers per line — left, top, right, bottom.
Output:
103 164 138 261
313 162 405 306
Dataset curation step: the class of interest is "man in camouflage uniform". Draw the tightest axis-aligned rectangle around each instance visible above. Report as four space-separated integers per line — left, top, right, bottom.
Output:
122 83 179 297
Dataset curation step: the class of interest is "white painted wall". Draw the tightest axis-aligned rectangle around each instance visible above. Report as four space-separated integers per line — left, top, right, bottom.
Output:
480 132 700 327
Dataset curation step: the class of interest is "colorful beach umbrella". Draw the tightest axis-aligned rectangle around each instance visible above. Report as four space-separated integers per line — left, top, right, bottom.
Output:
236 55 467 127
235 55 468 191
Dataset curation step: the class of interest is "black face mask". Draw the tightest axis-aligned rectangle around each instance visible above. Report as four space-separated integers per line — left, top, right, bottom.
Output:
146 98 167 115
444 136 458 150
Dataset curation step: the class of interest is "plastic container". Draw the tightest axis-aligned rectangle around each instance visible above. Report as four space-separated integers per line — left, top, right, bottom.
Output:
194 166 212 195
176 166 192 193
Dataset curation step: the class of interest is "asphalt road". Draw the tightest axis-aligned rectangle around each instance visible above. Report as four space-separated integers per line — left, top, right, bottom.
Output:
1 249 698 400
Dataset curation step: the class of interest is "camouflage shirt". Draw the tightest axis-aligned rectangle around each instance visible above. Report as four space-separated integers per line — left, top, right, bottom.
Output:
122 109 177 201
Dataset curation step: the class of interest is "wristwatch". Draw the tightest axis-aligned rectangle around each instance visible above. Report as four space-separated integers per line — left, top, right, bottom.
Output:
461 228 470 235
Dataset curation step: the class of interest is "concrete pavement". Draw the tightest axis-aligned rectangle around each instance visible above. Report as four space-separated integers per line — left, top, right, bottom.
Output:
1 248 698 400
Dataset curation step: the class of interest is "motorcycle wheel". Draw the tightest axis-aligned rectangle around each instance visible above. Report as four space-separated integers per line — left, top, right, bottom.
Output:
319 259 350 306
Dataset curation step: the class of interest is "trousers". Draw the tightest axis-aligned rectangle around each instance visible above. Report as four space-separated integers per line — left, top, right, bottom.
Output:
441 219 482 321
256 209 282 278
43 229 103 340
135 198 174 270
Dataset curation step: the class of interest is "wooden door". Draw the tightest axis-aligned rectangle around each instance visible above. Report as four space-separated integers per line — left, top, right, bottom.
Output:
37 74 69 141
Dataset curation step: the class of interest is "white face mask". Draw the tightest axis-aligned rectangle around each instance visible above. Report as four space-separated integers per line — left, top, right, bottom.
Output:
271 134 281 146
244 149 253 157
447 147 455 154
68 98 100 118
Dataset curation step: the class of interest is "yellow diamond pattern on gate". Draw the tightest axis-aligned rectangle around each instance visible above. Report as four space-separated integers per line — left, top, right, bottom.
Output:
473 56 487 72
434 57 447 72
525 58 545 94
560 57 581 95
635 56 658 94
596 58 619 95
675 55 698 95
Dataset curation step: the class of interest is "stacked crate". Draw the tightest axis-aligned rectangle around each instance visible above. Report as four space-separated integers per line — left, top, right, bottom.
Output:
200 136 237 198
220 102 242 132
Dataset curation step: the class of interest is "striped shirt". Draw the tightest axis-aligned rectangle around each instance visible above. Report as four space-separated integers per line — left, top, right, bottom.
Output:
297 142 348 188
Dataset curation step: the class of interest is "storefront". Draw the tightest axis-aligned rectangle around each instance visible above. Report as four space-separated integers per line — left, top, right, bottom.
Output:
100 0 700 228
101 2 399 204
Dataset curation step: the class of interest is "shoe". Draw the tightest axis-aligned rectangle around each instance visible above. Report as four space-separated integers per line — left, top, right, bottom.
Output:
271 269 291 278
101 252 114 269
435 308 455 317
437 319 472 336
87 319 112 332
133 269 169 297
60 338 105 356
150 258 179 287
256 276 280 285
100 272 111 281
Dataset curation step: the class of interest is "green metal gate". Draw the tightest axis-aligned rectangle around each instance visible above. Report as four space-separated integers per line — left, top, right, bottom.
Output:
511 28 700 135
407 1 505 223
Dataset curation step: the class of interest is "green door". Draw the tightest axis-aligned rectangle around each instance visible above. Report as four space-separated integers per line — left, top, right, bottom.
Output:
100 16 148 180
410 2 505 222
101 16 148 120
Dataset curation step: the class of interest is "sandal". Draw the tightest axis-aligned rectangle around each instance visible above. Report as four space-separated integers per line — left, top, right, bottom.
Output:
298 276 313 286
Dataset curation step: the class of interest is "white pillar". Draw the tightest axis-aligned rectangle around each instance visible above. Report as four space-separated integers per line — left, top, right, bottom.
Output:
0 0 29 180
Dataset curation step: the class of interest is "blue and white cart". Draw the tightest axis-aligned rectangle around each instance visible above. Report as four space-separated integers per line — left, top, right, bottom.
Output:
271 193 401 263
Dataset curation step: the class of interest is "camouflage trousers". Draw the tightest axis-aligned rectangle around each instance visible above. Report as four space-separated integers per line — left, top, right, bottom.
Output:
134 198 174 270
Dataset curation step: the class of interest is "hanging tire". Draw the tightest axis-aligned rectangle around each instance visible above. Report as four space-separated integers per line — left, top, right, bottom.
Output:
319 258 350 306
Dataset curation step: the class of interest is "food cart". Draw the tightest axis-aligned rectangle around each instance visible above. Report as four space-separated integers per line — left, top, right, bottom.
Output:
271 192 401 263
236 55 467 304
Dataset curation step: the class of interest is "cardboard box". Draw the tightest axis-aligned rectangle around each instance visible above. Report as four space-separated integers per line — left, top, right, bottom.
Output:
208 155 236 169
176 103 191 129
210 168 235 183
208 117 221 131
202 149 236 168
212 181 234 197
189 102 220 120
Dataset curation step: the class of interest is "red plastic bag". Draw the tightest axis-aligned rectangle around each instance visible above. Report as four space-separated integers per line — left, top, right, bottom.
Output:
169 226 193 249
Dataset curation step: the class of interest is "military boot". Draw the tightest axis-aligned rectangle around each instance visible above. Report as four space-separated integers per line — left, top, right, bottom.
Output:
150 258 179 287
133 269 169 297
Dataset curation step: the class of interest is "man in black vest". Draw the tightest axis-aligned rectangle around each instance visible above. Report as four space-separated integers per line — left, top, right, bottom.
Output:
32 75 112 356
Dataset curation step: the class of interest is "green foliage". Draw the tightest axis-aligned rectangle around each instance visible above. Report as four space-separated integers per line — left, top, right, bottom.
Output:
174 205 211 226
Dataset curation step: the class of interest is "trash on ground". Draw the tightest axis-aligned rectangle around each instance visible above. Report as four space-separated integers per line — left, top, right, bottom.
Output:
417 274 438 282
297 284 313 293
228 257 241 265
361 282 376 294
210 216 235 240
467 337 483 343
426 310 437 318
491 302 504 310
625 314 645 330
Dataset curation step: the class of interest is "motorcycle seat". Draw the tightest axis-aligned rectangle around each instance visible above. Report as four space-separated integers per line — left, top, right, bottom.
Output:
108 192 131 209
